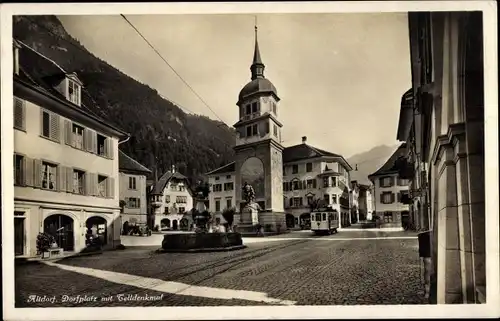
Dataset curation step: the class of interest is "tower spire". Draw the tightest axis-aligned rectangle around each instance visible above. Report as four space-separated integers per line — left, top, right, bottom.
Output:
250 17 265 80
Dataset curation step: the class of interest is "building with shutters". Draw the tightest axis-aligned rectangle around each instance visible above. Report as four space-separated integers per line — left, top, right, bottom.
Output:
149 166 194 231
206 135 353 230
368 143 410 230
118 150 151 226
205 26 353 232
12 39 129 257
395 12 486 304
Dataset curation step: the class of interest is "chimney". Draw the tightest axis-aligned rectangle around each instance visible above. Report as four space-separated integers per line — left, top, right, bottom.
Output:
171 165 176 173
302 136 307 144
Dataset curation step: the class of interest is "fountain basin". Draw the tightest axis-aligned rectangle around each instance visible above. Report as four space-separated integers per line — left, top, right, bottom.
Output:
160 232 246 253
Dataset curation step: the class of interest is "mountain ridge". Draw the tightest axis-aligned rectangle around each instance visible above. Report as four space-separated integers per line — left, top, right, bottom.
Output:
13 15 236 184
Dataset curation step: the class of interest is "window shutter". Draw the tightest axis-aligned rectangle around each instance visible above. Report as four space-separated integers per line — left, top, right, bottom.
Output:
380 193 384 204
64 120 72 145
50 114 60 141
379 178 384 187
138 198 141 208
106 177 115 199
390 193 395 203
24 156 32 186
106 138 114 159
302 180 307 190
57 166 65 192
389 176 395 187
397 192 401 203
84 173 91 195
91 131 98 154
84 129 92 152
66 167 73 193
14 98 25 130
33 159 42 188
313 179 317 188
289 198 293 207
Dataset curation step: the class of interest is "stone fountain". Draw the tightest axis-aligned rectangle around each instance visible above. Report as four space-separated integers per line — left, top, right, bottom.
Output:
160 182 245 253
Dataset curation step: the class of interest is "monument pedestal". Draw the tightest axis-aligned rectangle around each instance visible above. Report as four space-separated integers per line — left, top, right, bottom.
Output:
236 202 260 233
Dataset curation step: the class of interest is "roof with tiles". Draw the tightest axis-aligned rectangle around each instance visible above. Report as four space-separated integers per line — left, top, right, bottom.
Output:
118 150 151 175
368 143 407 179
14 39 126 135
150 169 191 195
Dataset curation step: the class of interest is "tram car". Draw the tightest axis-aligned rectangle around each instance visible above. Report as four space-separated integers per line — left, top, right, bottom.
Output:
310 207 339 235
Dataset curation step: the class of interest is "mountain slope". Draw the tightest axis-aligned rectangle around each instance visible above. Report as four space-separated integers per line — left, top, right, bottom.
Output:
13 15 236 184
347 144 399 185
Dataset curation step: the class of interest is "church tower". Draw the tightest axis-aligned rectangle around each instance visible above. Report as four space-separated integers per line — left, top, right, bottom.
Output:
233 24 285 229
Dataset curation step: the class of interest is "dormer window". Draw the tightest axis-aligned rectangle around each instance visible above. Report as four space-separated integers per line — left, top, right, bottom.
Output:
67 79 81 106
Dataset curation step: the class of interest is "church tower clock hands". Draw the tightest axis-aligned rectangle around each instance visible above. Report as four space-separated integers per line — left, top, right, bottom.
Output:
233 23 286 232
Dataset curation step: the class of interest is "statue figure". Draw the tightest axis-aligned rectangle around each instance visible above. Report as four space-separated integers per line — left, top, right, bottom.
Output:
242 181 256 204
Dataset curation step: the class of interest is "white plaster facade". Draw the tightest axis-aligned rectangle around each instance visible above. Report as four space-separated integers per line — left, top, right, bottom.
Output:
13 41 127 257
119 172 148 224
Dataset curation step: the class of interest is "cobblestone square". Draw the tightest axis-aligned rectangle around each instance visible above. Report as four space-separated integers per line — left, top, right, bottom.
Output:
15 230 427 307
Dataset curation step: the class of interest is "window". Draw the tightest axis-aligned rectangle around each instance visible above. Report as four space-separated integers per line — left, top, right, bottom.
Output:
128 176 137 190
246 126 252 137
224 182 234 191
331 177 337 187
292 165 298 174
165 195 170 203
252 124 258 135
306 179 315 189
178 207 185 214
215 199 221 212
306 163 313 172
14 154 25 185
397 178 409 186
322 213 327 221
332 194 337 204
14 97 25 131
272 102 277 114
176 196 187 203
97 134 107 156
323 177 329 188
293 197 303 207
273 124 278 136
380 177 393 188
306 195 314 205
41 162 57 190
72 123 84 149
68 79 81 105
226 198 232 209
41 110 60 142
324 194 330 204
283 166 286 175
251 102 258 113
98 175 107 197
292 180 301 190
178 184 186 192
164 207 170 214
226 175 231 179
213 184 222 192
381 192 394 204
245 104 251 115
215 176 220 181
72 169 85 194
383 212 394 223
127 197 141 208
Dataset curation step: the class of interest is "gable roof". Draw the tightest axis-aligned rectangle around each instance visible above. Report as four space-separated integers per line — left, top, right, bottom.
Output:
14 40 128 138
368 143 407 180
150 170 190 195
206 162 236 176
205 143 353 175
118 150 151 174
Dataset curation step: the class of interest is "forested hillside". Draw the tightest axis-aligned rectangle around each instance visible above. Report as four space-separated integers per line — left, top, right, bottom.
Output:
13 15 236 184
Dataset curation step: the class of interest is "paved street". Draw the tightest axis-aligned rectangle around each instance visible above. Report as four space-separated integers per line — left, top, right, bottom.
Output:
15 230 427 307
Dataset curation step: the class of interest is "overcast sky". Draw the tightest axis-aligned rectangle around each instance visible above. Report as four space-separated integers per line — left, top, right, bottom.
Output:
58 13 411 158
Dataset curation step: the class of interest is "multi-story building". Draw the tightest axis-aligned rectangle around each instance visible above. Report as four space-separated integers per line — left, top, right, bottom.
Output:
149 166 194 231
396 12 486 304
358 183 374 221
12 40 128 257
206 164 236 225
206 136 353 230
350 180 360 223
118 150 151 226
368 144 410 229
